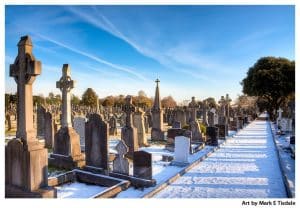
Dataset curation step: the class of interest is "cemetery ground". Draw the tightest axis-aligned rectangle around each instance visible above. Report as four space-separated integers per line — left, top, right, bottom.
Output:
5 114 294 198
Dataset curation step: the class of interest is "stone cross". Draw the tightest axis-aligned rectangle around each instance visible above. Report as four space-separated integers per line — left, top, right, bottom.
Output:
56 64 75 128
218 96 226 117
188 96 198 122
122 95 135 127
9 36 41 143
113 140 129 175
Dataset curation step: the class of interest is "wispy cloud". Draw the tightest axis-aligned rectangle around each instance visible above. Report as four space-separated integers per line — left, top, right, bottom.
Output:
66 6 227 81
34 33 149 81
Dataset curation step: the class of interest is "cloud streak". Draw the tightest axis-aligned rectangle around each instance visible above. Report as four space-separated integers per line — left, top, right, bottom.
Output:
35 33 149 81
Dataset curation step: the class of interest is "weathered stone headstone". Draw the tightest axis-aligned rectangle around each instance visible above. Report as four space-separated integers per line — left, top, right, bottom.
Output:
121 95 138 159
188 96 202 142
113 140 129 175
73 116 86 147
50 64 84 169
37 105 46 138
151 79 164 140
206 108 218 146
133 108 148 147
175 109 186 127
144 116 149 133
85 113 108 173
6 36 55 197
173 136 190 165
172 121 181 129
44 111 55 149
109 116 117 136
133 151 152 180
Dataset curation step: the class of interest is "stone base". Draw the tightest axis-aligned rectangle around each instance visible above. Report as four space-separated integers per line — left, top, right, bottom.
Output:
206 126 219 146
49 153 85 170
151 128 165 141
6 138 50 193
5 184 56 198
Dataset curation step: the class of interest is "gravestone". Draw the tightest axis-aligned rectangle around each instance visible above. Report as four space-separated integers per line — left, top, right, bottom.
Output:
172 121 181 129
44 112 55 149
202 100 208 126
133 151 152 180
109 116 117 136
121 95 138 159
151 79 164 140
144 116 149 133
133 108 148 147
6 36 55 198
85 113 109 173
37 105 46 138
165 128 191 152
73 116 86 147
113 140 129 175
175 109 186 127
206 108 218 146
173 136 190 165
188 97 202 142
50 64 84 169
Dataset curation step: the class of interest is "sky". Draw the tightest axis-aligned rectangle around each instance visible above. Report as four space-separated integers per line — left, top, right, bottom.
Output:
5 5 295 103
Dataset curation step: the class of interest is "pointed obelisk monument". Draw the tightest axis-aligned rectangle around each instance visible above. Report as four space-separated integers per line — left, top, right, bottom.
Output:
151 79 164 140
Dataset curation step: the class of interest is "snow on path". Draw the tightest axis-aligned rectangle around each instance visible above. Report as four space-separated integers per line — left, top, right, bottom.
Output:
153 120 287 198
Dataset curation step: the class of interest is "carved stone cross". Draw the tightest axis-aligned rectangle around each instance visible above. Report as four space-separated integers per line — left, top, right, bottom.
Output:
56 64 75 127
9 36 41 143
189 96 198 122
122 95 135 127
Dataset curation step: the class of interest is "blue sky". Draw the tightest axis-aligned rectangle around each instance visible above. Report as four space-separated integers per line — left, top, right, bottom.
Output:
5 5 295 103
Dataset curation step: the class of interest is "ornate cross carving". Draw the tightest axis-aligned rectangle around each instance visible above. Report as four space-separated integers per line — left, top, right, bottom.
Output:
56 64 75 127
9 36 41 142
122 95 135 127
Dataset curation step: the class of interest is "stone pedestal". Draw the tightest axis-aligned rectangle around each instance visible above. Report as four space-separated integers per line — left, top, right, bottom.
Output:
49 127 85 169
6 139 56 198
206 126 219 146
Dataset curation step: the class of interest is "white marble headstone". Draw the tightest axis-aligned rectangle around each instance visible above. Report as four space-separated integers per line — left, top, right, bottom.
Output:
174 136 190 163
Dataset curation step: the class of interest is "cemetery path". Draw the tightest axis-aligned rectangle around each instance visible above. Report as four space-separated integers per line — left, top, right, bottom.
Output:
153 118 287 198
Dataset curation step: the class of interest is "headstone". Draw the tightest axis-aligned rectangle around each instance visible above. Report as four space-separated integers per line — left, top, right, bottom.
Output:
172 121 181 129
165 128 191 151
144 116 149 133
173 136 190 165
73 116 86 147
121 95 138 159
113 140 129 175
188 97 202 142
44 112 55 149
6 36 55 197
202 100 208 126
206 127 219 146
85 113 109 173
175 109 186 127
133 108 148 147
37 105 46 138
109 116 117 136
133 151 152 180
151 79 164 140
